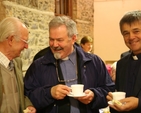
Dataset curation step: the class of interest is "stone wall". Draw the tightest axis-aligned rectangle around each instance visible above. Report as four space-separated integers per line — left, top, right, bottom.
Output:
74 0 94 44
2 0 54 74
0 0 6 21
0 0 94 74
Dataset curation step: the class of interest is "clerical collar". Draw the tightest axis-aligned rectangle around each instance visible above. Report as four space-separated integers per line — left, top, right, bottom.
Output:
132 53 141 60
62 57 69 60
61 48 76 62
61 48 76 65
132 56 138 60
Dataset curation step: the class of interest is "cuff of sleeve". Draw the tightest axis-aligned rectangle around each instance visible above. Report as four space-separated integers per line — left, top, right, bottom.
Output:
138 97 141 108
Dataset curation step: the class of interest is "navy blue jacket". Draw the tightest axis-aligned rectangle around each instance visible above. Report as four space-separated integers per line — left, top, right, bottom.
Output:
24 44 115 113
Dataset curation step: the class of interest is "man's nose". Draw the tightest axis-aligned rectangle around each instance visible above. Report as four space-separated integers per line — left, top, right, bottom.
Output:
129 32 135 39
25 44 28 49
53 40 59 47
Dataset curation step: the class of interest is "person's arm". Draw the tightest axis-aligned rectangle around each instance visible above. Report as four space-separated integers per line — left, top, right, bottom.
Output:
14 57 36 112
24 61 56 109
24 96 36 113
85 55 115 109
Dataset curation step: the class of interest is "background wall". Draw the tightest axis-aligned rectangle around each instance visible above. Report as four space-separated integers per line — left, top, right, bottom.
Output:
0 0 94 74
2 1 54 74
94 0 141 63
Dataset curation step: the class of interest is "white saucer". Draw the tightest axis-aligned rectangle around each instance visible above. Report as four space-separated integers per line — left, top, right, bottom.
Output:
67 93 86 97
108 101 114 105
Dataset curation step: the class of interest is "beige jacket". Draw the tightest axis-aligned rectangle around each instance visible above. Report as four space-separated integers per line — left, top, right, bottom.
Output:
0 57 33 113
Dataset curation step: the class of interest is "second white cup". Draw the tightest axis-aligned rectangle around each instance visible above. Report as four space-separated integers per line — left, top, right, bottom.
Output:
112 92 126 100
71 84 84 96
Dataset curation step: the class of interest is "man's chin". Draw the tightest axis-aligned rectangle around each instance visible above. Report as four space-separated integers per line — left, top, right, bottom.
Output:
54 52 61 59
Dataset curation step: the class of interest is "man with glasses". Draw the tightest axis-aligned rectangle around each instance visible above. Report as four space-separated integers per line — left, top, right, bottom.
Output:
24 16 115 113
0 17 36 113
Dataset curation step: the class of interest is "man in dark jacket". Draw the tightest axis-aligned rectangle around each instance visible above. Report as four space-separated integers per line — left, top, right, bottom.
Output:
24 16 115 113
107 10 141 113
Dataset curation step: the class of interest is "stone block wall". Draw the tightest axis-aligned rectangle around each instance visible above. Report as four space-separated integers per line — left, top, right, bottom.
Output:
2 1 54 74
74 0 94 44
0 0 94 74
0 0 6 21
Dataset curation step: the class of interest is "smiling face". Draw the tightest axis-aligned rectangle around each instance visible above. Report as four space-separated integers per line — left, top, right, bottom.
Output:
121 21 141 55
8 24 29 59
49 25 76 59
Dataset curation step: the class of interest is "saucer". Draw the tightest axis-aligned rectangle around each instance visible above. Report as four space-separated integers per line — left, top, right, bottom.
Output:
108 100 122 106
67 93 86 97
108 101 114 105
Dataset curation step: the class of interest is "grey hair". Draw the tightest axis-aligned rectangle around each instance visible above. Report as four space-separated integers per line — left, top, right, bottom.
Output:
49 16 78 38
119 10 141 33
0 17 23 42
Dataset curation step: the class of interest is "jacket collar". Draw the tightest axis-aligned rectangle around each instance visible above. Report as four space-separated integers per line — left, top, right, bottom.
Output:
40 43 91 65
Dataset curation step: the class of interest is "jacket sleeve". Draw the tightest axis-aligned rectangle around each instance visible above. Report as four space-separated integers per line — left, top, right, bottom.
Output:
86 55 115 109
25 96 33 107
14 57 34 110
24 60 56 110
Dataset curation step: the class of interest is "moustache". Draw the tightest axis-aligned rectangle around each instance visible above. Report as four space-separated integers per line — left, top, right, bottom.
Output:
52 47 63 51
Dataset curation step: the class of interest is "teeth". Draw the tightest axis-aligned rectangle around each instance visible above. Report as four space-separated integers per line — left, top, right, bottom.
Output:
53 47 62 51
129 40 138 44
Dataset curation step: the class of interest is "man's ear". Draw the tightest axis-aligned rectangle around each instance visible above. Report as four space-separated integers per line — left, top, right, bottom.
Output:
72 35 77 43
7 35 14 45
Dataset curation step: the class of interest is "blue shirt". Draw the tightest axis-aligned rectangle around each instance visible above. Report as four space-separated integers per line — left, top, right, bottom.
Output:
60 49 80 113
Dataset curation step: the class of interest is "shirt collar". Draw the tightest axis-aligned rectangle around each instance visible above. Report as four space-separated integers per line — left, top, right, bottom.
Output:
69 48 76 65
132 53 141 60
61 48 76 65
0 52 10 68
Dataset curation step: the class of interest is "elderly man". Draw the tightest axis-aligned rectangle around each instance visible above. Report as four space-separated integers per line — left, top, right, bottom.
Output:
0 17 36 113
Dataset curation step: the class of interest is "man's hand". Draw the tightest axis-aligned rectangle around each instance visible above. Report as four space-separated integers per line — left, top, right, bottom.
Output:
24 106 36 113
106 92 113 101
77 89 94 104
108 97 138 112
51 84 71 100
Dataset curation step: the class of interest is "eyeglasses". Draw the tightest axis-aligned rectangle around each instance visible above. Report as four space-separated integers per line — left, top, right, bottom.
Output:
6 35 30 44
14 35 29 44
56 60 78 83
20 38 29 44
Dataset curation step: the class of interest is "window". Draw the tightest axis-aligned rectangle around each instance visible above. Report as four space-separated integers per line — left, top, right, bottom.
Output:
55 0 72 17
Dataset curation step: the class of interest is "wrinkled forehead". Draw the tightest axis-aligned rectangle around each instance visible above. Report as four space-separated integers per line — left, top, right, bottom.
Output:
120 20 141 32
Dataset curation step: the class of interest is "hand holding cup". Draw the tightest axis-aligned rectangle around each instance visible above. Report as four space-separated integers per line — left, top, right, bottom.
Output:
108 92 126 105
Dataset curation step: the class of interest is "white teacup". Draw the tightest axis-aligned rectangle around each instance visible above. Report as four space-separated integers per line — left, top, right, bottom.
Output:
112 92 126 100
70 84 84 96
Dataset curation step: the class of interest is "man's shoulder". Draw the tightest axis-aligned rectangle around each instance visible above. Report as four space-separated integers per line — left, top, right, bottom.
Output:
117 55 130 68
33 47 50 61
120 50 131 58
